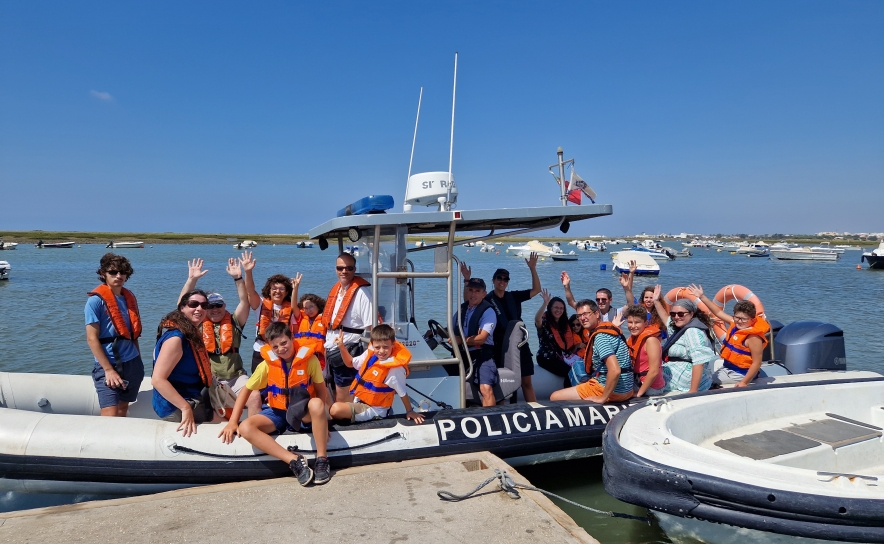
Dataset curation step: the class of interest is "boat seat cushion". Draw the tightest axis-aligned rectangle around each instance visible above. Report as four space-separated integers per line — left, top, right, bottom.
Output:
714 430 821 460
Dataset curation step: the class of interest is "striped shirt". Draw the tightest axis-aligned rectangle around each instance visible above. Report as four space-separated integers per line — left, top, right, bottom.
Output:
591 332 633 394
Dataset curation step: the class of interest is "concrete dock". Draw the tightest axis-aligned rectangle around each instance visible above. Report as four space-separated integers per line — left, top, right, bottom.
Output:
0 452 598 544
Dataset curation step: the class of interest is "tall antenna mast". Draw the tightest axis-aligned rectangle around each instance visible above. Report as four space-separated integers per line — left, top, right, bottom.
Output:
445 52 458 211
404 87 423 211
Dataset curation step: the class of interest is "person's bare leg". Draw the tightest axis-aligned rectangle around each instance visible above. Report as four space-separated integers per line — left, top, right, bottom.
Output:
334 384 352 403
479 384 496 407
100 406 119 417
238 416 300 463
329 402 351 420
550 387 583 401
115 402 130 417
302 399 329 457
246 390 262 417
521 376 537 402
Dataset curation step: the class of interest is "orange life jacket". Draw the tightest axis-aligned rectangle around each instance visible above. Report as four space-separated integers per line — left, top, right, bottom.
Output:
549 321 575 351
720 317 770 370
260 343 316 411
349 342 411 409
202 312 236 355
88 284 142 340
322 276 370 331
583 322 627 375
627 325 661 379
158 319 212 387
256 299 292 341
293 314 326 368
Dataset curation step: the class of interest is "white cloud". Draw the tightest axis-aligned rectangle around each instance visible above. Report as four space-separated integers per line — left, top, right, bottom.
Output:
90 90 114 102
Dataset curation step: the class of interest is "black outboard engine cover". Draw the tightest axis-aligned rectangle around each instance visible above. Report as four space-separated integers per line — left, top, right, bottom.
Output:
774 321 846 374
762 319 784 361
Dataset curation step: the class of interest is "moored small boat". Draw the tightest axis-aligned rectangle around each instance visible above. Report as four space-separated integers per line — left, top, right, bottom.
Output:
0 241 18 250
603 372 884 544
34 241 75 249
861 241 884 270
770 247 839 261
106 241 145 249
0 260 10 280
611 250 659 275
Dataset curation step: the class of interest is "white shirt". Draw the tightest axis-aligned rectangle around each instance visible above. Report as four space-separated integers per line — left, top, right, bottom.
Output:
351 350 407 398
324 285 374 353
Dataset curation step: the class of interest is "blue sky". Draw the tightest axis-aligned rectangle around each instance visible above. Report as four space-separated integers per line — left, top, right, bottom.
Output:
1 1 882 237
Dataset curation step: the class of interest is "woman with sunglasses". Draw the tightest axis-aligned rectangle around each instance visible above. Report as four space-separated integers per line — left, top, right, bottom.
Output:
85 253 143 417
242 251 295 372
652 285 716 394
688 284 770 387
534 289 578 387
152 290 225 436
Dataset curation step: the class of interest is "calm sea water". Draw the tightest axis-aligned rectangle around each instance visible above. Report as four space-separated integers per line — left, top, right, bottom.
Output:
1 242 882 541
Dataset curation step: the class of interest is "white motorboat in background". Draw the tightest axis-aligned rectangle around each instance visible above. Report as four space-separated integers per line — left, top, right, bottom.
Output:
477 241 496 253
810 241 844 254
603 372 884 544
770 247 839 262
611 250 659 275
577 240 606 252
0 241 17 250
506 239 558 258
736 241 770 256
34 241 75 249
0 260 10 280
295 240 314 248
232 240 258 249
835 244 861 251
106 241 145 249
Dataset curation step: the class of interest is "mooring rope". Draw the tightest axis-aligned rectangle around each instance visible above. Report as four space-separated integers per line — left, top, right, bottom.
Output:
437 468 650 524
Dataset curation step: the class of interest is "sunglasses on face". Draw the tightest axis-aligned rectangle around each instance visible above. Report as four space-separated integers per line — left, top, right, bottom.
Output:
495 276 510 282
669 311 690 318
336 265 356 272
106 270 125 277
596 298 608 303
207 303 224 310
186 300 209 309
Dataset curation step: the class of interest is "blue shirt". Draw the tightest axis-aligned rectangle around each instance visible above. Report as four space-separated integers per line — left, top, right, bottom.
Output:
592 332 634 394
85 294 140 364
152 330 204 418
454 306 496 346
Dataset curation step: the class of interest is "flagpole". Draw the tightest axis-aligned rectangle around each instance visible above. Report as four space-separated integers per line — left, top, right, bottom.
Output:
557 147 567 206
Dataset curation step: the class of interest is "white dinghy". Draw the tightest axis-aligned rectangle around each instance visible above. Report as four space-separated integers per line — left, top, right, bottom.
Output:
603 372 884 544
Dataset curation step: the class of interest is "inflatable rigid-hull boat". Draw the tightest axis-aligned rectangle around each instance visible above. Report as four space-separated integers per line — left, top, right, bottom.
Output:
0 372 636 495
602 372 884 544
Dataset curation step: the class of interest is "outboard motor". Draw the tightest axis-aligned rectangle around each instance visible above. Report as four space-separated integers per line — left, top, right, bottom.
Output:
774 321 846 374
762 319 784 361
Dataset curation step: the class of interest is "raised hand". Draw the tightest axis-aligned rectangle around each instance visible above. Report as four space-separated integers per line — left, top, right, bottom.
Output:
292 272 303 288
526 252 538 270
619 271 630 288
652 284 662 302
239 251 256 271
561 271 571 287
629 260 637 274
226 258 242 278
612 312 624 328
459 261 471 281
540 288 551 305
687 284 704 298
188 258 209 280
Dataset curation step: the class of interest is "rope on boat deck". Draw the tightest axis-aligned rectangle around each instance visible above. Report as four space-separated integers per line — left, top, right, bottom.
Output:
437 469 651 524
171 431 402 458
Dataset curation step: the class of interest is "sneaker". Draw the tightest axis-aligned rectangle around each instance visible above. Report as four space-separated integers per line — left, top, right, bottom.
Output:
289 456 314 486
313 456 332 485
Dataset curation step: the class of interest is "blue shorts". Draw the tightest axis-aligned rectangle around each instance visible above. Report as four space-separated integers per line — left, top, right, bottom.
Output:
472 358 500 386
257 406 288 434
92 356 145 408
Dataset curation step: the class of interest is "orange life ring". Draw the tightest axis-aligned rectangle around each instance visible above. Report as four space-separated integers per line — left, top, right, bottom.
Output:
664 287 728 340
712 284 766 319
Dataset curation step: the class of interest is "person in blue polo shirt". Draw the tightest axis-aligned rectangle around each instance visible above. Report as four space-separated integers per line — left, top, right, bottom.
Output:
452 278 498 407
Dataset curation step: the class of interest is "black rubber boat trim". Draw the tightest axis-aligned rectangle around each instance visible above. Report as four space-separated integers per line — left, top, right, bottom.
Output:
602 375 884 543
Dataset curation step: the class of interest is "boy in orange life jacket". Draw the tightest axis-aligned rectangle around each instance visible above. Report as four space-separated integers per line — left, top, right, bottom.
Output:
688 284 770 387
219 322 333 486
330 324 425 424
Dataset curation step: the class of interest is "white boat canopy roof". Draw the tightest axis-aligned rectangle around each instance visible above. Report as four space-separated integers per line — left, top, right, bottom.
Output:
308 203 613 243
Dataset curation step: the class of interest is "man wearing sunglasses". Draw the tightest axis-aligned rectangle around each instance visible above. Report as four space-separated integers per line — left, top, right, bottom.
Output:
562 273 625 323
460 252 541 402
85 253 143 417
322 253 373 403
177 257 261 416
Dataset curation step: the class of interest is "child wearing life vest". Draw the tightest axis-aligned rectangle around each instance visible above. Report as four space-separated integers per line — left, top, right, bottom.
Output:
688 284 770 387
329 324 425 424
241 251 296 373
617 305 665 397
290 272 328 370
85 253 144 417
219 322 333 486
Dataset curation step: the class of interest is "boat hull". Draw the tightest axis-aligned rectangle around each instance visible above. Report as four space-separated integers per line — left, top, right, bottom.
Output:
770 250 838 262
602 375 884 544
0 372 636 494
862 254 884 269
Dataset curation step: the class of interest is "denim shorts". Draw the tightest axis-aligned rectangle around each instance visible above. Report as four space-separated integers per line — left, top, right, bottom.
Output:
257 406 289 433
472 358 500 386
92 355 145 408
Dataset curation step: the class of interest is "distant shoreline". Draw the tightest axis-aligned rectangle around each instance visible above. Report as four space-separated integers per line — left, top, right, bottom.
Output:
0 230 877 247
